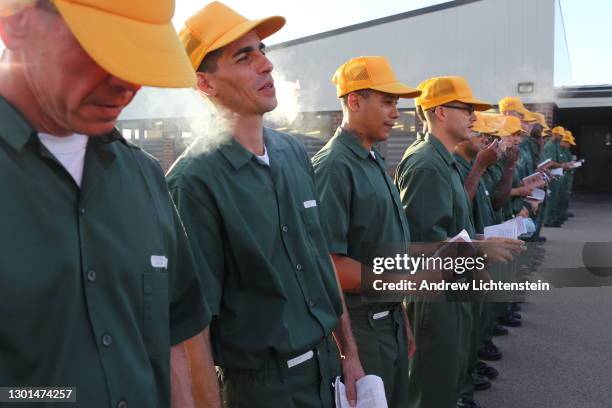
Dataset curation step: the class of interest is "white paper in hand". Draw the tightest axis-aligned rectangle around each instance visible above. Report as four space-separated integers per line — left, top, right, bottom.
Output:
527 188 546 202
484 222 518 239
448 229 472 243
335 375 388 408
551 168 564 177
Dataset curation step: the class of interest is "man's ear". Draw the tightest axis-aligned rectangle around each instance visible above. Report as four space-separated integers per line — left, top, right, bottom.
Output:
196 72 217 97
346 92 361 113
0 10 30 51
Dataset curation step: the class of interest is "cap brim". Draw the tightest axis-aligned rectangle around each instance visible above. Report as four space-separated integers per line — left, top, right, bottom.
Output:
55 0 196 88
370 83 422 99
208 16 286 55
456 97 492 111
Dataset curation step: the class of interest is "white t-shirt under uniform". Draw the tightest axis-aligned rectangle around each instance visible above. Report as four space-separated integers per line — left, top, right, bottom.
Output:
38 133 89 187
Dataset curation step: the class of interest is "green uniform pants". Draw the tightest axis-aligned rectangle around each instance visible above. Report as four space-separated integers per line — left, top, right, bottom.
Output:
544 180 562 224
459 300 485 400
407 298 472 408
219 336 341 408
351 303 409 407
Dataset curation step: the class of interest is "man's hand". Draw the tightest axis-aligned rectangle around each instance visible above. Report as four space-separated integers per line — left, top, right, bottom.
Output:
516 185 533 197
477 237 526 264
517 207 529 218
341 352 366 407
503 146 520 168
475 141 500 169
406 323 416 359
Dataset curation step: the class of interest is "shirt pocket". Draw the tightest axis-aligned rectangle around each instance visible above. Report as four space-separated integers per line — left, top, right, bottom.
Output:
300 205 329 258
142 271 170 359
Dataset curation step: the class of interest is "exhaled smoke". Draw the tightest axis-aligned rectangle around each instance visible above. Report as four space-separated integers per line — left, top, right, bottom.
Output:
265 69 301 126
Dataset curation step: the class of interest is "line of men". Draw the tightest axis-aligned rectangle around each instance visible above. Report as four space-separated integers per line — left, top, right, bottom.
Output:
0 0 581 407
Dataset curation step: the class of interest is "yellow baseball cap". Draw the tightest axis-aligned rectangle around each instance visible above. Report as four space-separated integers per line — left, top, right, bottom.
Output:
482 113 508 137
332 56 421 98
180 1 285 70
50 0 198 88
414 78 434 107
562 130 576 145
473 112 496 134
499 97 529 114
533 112 550 130
521 110 538 123
502 116 524 135
418 76 491 111
552 126 565 136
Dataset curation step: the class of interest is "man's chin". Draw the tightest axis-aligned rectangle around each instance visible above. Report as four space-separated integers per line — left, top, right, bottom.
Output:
75 121 117 137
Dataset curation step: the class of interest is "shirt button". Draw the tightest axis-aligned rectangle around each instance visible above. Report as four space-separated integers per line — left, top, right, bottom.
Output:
116 401 128 408
87 270 97 282
102 334 113 347
281 225 289 233
309 299 315 307
296 264 302 271
79 207 86 215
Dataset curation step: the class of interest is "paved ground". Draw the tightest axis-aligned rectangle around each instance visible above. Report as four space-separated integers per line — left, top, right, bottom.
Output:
477 193 612 408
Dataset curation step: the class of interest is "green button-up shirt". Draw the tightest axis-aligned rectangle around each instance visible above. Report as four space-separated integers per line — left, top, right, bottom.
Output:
454 154 497 234
0 97 210 407
311 128 411 309
167 127 342 370
542 138 561 162
395 133 476 241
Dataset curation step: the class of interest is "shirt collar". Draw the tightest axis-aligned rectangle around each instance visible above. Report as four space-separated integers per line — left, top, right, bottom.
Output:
219 127 287 171
0 96 37 152
425 133 456 166
335 127 373 160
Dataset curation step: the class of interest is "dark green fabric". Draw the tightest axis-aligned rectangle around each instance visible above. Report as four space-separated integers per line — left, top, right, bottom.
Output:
542 139 563 224
219 336 341 408
311 128 411 404
395 133 476 241
167 127 343 371
350 305 409 406
482 162 505 224
0 96 210 407
311 128 411 309
453 154 496 234
395 133 475 408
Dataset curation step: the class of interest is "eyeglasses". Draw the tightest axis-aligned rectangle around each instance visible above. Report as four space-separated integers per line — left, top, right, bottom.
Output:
440 104 476 115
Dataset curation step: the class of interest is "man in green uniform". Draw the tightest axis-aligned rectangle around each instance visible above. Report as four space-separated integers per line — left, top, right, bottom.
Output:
311 56 420 406
169 2 363 407
543 126 568 227
453 113 509 407
559 129 576 222
394 77 522 408
0 1 219 407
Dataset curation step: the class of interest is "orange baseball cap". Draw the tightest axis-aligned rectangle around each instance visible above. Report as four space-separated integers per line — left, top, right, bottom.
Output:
521 110 538 123
482 113 508 137
473 112 496 134
533 112 550 130
50 0 199 87
499 97 529 114
180 1 285 70
414 78 434 107
332 56 421 98
417 76 491 111
502 116 524 136
552 126 565 136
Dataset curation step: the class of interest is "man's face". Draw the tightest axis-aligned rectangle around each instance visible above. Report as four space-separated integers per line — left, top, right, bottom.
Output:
561 141 570 148
19 7 141 135
440 101 476 142
356 91 400 142
203 31 277 116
